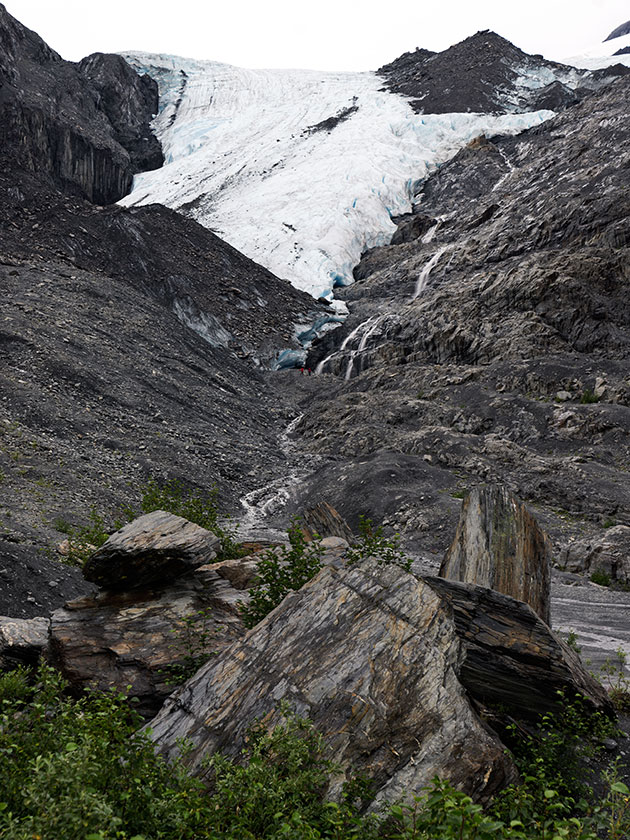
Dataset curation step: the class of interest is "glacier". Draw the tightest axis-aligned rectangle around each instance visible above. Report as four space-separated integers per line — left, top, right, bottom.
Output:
120 53 553 300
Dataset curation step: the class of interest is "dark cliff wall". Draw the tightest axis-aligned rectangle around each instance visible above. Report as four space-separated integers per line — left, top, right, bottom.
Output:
0 3 162 204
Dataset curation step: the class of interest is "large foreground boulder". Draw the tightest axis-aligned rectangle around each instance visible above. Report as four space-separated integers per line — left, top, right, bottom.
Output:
83 511 220 590
146 560 518 805
440 485 552 624
49 567 245 718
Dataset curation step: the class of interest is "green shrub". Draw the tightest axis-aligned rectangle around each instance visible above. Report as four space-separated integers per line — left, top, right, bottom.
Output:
346 515 412 572
580 389 600 404
134 477 243 560
57 506 111 567
590 569 612 587
1 666 628 840
240 522 324 629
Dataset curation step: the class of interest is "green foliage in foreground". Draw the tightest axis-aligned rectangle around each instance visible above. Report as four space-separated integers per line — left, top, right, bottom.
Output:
2 665 629 840
241 515 412 629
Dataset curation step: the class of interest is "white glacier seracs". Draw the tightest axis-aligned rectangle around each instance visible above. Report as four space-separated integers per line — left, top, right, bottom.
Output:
120 53 553 300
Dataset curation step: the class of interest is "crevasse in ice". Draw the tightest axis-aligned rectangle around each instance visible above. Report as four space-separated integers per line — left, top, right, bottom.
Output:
119 54 554 299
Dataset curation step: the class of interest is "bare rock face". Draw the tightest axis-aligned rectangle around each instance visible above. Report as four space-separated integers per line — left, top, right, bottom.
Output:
559 526 630 583
49 567 245 718
439 485 551 625
299 501 354 542
0 615 49 670
83 511 220 591
146 560 517 805
0 3 161 204
425 576 612 718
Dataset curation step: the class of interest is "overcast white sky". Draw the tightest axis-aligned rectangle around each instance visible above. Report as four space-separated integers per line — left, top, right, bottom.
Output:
4 0 629 70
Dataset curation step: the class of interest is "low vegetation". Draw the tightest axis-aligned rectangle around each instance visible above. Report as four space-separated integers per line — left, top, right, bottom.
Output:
55 476 243 566
241 515 411 629
1 665 628 840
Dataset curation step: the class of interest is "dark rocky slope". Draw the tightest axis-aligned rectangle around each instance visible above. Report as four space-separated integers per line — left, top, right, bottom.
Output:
378 30 627 114
0 3 161 203
0 7 323 617
302 76 630 566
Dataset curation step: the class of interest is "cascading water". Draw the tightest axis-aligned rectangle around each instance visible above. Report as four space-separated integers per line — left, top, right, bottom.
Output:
412 245 450 299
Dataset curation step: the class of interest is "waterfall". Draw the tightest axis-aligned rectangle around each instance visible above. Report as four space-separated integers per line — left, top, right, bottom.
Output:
412 245 449 300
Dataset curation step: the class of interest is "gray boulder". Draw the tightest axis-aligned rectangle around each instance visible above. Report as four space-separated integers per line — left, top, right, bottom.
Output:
49 566 245 718
0 615 50 670
83 511 220 590
440 485 552 625
559 526 630 583
144 560 518 805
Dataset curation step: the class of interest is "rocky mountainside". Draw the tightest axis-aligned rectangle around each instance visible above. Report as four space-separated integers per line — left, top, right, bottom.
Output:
301 74 630 568
0 4 322 616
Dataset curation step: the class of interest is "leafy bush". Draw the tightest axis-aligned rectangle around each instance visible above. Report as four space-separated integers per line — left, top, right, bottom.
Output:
55 506 111 566
346 515 412 572
590 569 612 587
580 389 600 404
134 476 243 560
1 665 629 840
240 522 324 629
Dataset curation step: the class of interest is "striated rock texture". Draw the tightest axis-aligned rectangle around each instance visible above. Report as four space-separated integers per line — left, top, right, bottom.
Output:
0 3 160 203
145 560 516 805
82 511 220 590
49 566 245 718
440 485 551 625
78 52 163 174
299 501 354 542
301 76 630 566
0 615 49 670
425 577 611 717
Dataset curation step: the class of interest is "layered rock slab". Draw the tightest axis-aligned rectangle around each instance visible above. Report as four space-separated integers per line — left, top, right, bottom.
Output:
0 615 49 670
49 566 245 718
82 511 220 590
146 560 516 804
440 485 551 625
425 577 612 718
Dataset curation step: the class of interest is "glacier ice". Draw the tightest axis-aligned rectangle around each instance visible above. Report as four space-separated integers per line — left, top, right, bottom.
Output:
120 53 553 300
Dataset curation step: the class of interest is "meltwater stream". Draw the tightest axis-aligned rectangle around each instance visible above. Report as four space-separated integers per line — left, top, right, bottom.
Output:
238 412 323 541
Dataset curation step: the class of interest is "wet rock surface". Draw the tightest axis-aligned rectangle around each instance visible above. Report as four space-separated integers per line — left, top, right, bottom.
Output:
440 485 551 624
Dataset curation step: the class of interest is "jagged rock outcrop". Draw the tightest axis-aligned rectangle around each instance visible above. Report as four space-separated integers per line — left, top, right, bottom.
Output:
83 511 220 590
0 3 160 203
377 30 593 114
78 52 164 174
49 566 246 718
0 615 49 669
440 485 551 624
605 21 630 41
299 501 354 542
145 559 516 804
559 526 630 583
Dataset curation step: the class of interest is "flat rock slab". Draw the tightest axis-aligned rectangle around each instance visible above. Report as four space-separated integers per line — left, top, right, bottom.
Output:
0 615 50 670
440 485 551 625
299 501 354 543
49 567 245 718
147 560 516 805
83 511 220 590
